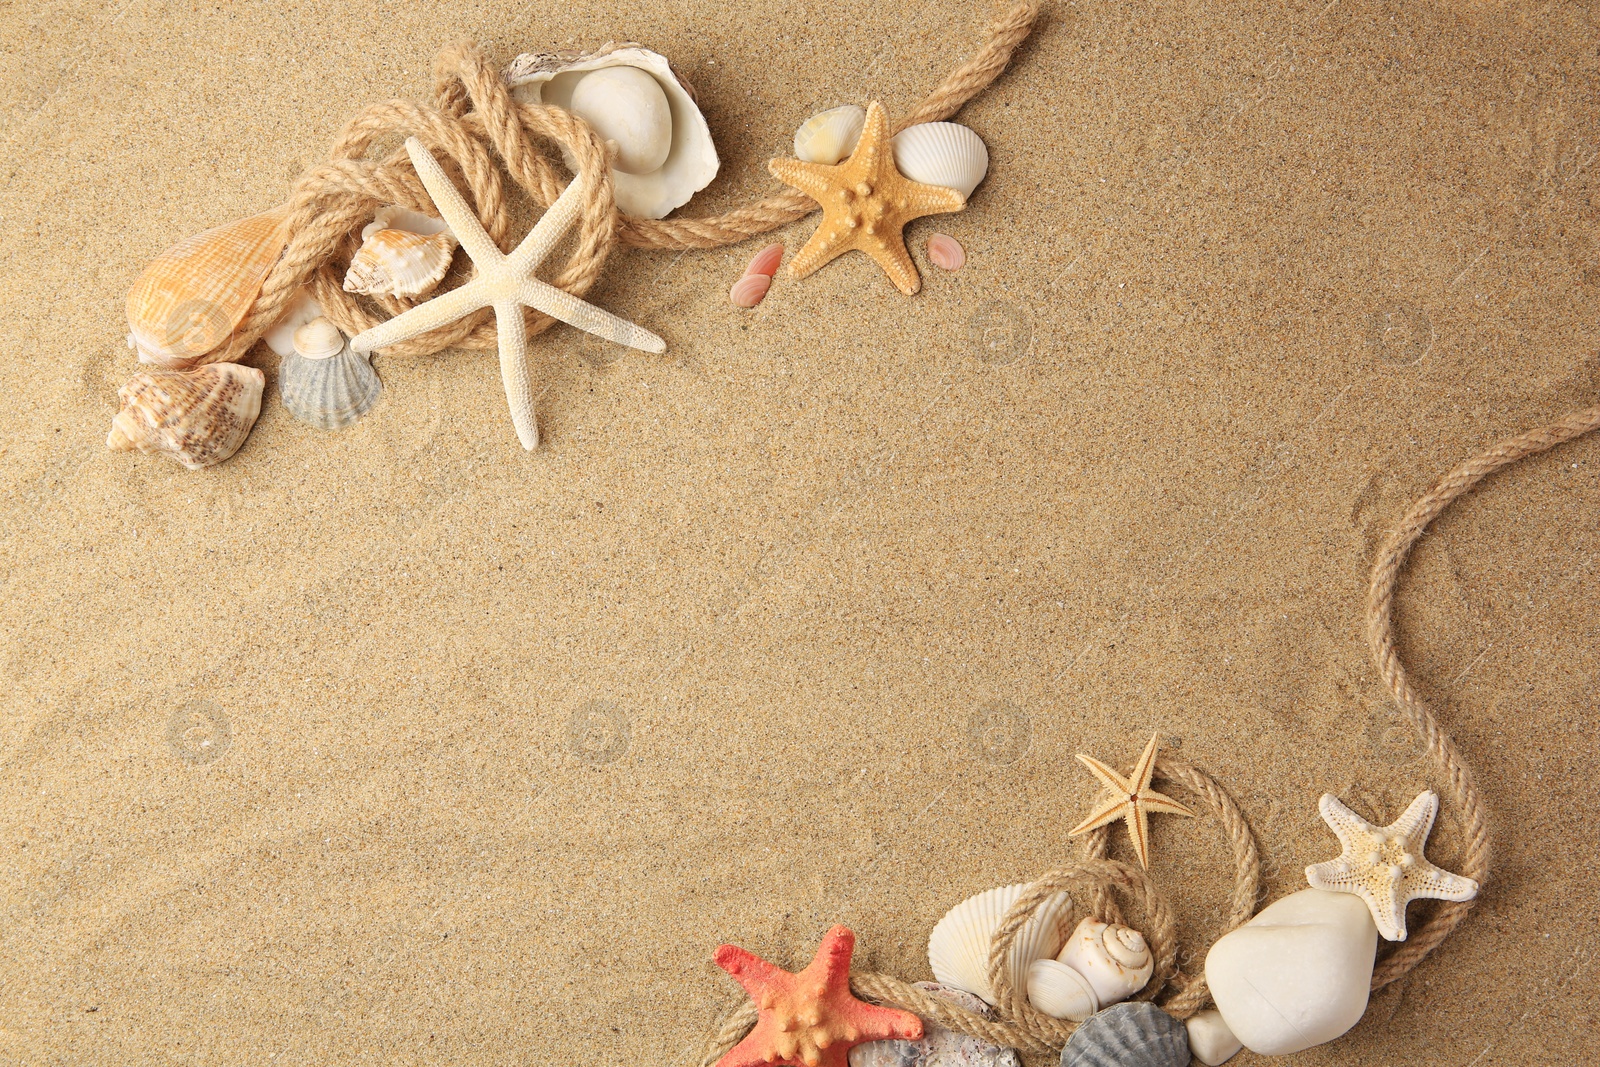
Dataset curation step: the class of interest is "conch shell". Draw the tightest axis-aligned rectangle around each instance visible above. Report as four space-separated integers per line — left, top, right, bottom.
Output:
343 207 459 298
505 43 719 219
1055 918 1155 1006
106 363 264 469
927 883 1073 1008
125 207 290 369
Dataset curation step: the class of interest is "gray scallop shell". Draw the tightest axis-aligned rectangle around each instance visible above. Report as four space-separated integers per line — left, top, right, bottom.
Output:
279 344 382 430
1059 1003 1189 1067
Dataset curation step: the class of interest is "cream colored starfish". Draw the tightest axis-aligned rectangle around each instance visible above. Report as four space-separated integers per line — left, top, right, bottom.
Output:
1068 733 1196 868
1305 791 1478 941
350 137 665 450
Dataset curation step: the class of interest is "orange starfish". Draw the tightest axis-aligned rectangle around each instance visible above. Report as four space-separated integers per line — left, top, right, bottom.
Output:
767 101 966 295
713 925 924 1067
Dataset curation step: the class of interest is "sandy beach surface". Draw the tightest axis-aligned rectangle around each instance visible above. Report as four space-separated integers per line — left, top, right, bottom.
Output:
1 0 1596 1063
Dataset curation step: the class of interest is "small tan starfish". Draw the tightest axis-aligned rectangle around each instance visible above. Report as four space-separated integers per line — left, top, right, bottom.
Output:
350 137 665 450
1305 791 1478 941
767 101 966 296
1068 733 1196 868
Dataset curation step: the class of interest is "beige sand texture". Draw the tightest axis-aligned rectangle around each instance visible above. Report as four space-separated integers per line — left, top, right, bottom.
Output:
1 0 1597 1063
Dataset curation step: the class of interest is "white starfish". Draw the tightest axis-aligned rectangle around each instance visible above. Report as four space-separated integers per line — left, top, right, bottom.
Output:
1305 791 1479 941
349 137 665 450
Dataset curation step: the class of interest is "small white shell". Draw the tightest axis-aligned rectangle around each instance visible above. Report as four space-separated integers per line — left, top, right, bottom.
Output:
890 122 989 199
263 286 324 358
362 205 450 242
927 883 1073 1008
280 317 382 430
1025 958 1099 1021
1056 918 1155 1007
794 104 866 164
569 65 674 174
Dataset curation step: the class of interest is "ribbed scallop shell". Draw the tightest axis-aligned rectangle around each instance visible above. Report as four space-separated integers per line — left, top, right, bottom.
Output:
927 883 1073 1007
1059 1003 1190 1067
794 104 866 164
1025 958 1098 1021
126 207 290 369
343 227 459 298
279 318 382 430
890 123 989 200
106 363 264 469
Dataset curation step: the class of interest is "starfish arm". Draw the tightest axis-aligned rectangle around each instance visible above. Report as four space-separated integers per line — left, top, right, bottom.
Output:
494 300 538 451
1391 790 1441 849
849 999 925 1043
1317 793 1372 851
348 276 494 354
786 221 860 281
1304 858 1351 891
1129 734 1163 793
520 278 666 354
1138 787 1197 819
859 231 922 296
508 173 587 275
1129 805 1153 868
1068 794 1131 837
712 943 789 997
1075 754 1134 795
768 158 848 202
1407 862 1480 902
403 137 505 267
853 101 891 174
1372 873 1410 941
715 1029 781 1067
813 925 855 985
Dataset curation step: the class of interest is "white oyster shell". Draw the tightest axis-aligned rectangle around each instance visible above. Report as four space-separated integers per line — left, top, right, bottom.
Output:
927 883 1073 1008
505 44 719 219
1024 958 1098 1021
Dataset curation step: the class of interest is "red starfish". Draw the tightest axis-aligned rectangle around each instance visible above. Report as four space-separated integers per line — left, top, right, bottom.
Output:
713 925 924 1067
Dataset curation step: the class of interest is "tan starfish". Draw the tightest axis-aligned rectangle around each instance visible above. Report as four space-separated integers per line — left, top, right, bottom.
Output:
1068 733 1196 868
350 137 665 451
1305 791 1478 941
767 101 965 295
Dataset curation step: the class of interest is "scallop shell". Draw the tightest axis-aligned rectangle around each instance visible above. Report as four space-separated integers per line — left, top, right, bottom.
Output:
343 227 460 298
927 883 1073 1008
1024 959 1098 1021
1056 919 1155 1007
730 273 772 308
126 207 290 369
505 44 719 219
279 317 382 430
1059 1002 1191 1067
106 363 264 470
794 104 866 165
890 123 989 200
744 243 784 279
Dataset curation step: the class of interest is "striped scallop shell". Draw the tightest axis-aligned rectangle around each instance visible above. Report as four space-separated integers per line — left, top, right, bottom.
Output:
126 207 290 369
343 227 459 298
279 317 382 430
793 104 866 164
890 122 989 199
106 363 265 469
1060 1003 1190 1067
927 883 1073 1008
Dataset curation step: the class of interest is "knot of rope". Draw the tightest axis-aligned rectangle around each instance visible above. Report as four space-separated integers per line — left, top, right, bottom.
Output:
228 0 1042 363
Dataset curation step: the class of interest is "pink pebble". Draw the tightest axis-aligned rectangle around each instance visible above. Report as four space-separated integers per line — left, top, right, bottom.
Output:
730 272 772 308
743 242 784 278
926 233 966 271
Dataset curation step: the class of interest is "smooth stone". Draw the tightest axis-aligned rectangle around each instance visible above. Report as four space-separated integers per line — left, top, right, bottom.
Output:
1184 1010 1243 1065
849 982 1020 1067
1204 888 1378 1056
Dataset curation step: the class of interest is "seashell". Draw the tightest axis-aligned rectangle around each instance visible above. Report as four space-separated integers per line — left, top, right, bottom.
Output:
279 316 382 430
794 104 866 164
1060 1002 1190 1067
126 207 290 369
927 883 1073 1008
361 205 450 242
1055 919 1154 1008
506 44 719 219
890 123 989 200
1204 888 1377 1056
730 273 772 309
744 242 784 279
849 982 1021 1067
106 363 264 470
1183 1010 1242 1066
1024 959 1098 1021
926 233 966 271
262 286 324 358
343 227 460 298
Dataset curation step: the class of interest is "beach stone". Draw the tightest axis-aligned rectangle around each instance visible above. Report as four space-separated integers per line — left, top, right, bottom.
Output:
848 982 1020 1067
1184 1010 1242 1065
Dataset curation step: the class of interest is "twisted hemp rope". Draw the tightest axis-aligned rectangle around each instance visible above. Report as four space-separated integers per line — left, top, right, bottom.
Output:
227 0 1042 361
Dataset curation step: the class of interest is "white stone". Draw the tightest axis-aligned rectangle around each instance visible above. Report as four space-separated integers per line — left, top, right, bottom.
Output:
1184 1010 1242 1065
1204 888 1378 1056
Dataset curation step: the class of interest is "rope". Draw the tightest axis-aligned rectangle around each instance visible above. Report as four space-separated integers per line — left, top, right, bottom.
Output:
1365 402 1600 989
695 756 1261 1062
228 0 1042 360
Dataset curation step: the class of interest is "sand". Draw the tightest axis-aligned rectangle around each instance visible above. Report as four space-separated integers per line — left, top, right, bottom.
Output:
1 0 1597 1063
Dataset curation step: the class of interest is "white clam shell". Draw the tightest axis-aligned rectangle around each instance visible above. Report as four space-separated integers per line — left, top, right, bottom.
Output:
793 104 865 165
1056 918 1155 1007
263 287 325 359
569 65 673 174
1025 958 1099 1021
890 122 989 199
927 883 1073 1008
280 317 382 430
506 44 720 219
